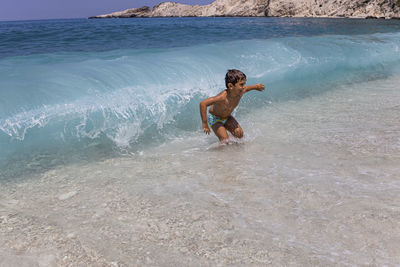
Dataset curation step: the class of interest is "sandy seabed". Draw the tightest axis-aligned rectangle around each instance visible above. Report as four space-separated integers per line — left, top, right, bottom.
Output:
1 75 399 266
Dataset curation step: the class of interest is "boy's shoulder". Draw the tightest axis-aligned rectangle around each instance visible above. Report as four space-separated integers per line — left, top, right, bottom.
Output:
204 89 227 103
215 89 228 99
207 90 227 103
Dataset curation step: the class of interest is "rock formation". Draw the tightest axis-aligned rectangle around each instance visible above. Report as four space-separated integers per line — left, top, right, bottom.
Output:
89 6 151 18
150 0 268 17
267 0 400 18
89 0 400 19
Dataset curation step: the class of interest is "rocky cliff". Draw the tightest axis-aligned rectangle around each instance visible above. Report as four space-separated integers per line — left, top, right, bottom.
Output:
267 0 400 18
89 0 400 19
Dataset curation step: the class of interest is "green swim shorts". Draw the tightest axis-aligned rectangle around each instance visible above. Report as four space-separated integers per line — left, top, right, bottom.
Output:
207 113 228 127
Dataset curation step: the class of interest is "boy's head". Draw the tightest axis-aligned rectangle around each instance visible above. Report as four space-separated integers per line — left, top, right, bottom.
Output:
225 69 246 89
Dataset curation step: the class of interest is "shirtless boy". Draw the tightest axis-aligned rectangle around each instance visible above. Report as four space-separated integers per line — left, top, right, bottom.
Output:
200 69 265 142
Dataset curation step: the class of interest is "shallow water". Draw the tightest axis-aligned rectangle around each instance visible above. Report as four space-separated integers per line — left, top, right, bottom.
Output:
1 74 399 265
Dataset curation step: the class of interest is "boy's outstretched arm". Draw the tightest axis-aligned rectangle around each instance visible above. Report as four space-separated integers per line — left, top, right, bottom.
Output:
199 94 223 135
245 83 265 93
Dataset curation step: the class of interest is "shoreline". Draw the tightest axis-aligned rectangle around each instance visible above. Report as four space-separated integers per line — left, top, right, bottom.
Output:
2 16 400 23
88 15 400 20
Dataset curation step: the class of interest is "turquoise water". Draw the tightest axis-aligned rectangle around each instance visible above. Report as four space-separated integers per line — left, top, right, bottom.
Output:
1 17 400 178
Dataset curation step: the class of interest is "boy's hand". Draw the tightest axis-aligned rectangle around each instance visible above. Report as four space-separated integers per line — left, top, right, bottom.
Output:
203 122 210 135
256 83 265 91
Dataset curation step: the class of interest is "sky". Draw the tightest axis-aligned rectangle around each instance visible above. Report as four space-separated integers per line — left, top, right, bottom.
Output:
0 0 215 21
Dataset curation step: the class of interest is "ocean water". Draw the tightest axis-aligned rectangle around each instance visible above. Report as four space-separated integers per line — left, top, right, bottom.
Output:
1 17 400 178
0 17 400 265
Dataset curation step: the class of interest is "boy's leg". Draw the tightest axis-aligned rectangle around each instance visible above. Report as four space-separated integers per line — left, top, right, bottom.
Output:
225 116 244 138
211 122 229 142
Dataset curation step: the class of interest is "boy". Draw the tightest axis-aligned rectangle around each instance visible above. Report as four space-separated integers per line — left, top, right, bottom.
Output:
200 69 265 142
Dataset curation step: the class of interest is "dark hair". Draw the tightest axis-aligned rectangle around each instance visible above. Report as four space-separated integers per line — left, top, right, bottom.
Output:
225 69 246 88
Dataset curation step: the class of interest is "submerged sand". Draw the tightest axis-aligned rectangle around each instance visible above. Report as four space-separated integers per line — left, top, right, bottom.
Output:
0 75 399 266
